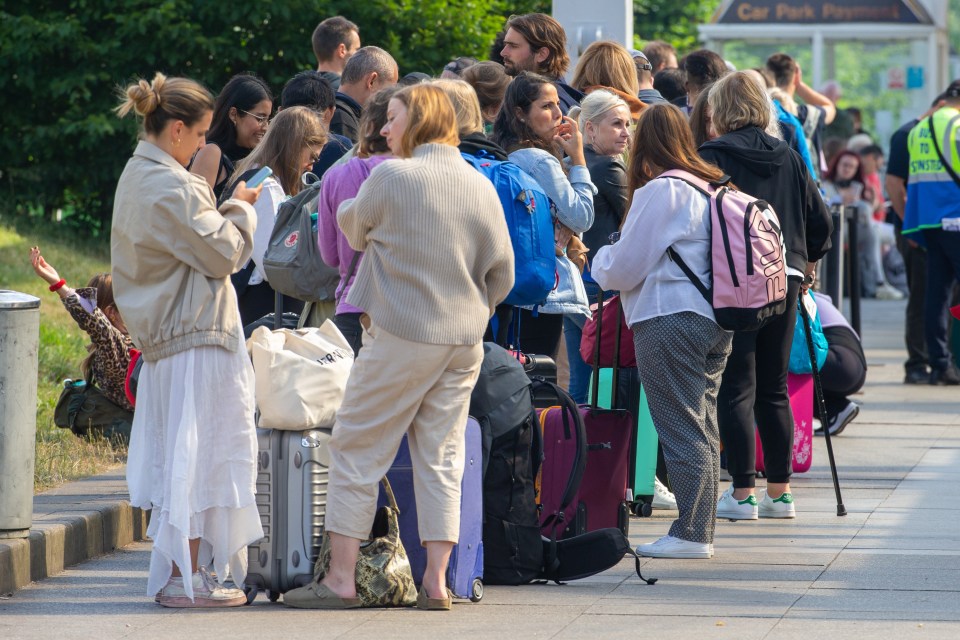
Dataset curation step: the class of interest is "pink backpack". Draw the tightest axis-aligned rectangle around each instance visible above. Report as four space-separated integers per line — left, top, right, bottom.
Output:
659 170 787 331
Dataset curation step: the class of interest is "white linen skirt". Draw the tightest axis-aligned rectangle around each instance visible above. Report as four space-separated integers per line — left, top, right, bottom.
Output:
127 339 263 600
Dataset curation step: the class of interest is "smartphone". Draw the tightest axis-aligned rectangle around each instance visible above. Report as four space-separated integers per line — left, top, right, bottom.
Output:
245 166 273 189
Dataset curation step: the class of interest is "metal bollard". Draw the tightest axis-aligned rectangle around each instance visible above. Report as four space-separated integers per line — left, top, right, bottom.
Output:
823 204 845 305
0 290 41 538
845 206 862 337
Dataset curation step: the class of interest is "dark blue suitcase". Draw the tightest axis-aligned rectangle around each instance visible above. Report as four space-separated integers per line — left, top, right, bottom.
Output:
378 416 484 602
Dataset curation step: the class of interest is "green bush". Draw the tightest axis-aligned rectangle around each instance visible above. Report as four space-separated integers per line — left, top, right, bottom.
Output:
0 0 545 236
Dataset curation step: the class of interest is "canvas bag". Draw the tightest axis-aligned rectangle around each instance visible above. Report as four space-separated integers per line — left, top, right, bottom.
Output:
659 170 788 332
247 319 354 430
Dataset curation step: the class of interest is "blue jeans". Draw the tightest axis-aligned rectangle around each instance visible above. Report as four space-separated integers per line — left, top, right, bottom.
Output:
563 280 610 404
922 228 960 371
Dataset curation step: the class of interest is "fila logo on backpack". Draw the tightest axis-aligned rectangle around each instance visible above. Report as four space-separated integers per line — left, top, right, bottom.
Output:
660 170 787 331
462 151 555 307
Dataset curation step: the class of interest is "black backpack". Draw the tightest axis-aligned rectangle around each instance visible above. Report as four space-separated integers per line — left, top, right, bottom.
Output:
469 342 543 585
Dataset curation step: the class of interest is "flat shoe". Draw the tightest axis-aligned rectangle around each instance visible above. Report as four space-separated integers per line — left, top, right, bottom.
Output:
416 586 452 611
283 581 362 609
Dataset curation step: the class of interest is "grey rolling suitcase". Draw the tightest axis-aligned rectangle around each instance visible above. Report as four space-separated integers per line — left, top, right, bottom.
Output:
244 427 331 603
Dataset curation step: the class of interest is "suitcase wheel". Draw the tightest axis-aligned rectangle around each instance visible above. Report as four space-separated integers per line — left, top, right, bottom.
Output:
243 585 257 605
470 578 484 602
631 501 653 517
267 590 280 603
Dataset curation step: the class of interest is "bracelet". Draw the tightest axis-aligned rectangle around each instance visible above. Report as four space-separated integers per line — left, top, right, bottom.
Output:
49 279 66 292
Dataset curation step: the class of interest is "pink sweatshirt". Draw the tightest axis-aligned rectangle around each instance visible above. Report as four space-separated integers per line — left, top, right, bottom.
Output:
317 155 393 314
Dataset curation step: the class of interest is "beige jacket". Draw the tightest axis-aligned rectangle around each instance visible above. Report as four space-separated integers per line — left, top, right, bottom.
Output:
111 141 256 362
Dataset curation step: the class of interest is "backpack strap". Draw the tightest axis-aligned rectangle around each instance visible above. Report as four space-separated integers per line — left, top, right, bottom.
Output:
928 116 960 188
657 172 714 304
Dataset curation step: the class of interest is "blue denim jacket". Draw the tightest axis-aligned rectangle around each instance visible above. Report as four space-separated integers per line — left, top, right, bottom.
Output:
508 148 596 233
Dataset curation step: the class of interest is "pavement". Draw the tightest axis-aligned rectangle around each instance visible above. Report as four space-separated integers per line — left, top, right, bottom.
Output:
1 298 959 639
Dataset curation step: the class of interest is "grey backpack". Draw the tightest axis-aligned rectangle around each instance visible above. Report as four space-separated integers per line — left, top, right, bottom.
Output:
262 177 340 303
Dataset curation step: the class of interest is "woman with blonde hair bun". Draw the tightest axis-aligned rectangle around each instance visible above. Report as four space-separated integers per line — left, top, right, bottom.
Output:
112 72 264 608
284 83 514 611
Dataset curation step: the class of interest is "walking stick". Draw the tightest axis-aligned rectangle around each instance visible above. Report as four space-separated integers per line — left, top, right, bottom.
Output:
799 291 847 517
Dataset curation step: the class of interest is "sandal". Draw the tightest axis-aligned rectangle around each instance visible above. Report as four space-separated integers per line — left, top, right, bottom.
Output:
283 581 362 609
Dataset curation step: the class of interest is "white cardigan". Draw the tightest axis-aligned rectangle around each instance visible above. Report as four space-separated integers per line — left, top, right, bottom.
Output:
591 177 716 326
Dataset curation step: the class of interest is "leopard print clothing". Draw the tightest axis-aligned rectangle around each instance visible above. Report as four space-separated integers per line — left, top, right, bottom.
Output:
62 288 135 412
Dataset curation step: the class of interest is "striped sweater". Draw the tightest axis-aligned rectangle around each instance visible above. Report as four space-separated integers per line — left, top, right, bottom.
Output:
337 143 515 345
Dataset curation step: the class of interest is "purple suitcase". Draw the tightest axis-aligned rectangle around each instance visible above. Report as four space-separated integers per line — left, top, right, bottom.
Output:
378 416 484 602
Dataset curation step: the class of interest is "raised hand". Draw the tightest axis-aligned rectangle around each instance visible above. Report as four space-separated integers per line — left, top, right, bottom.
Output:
30 246 61 285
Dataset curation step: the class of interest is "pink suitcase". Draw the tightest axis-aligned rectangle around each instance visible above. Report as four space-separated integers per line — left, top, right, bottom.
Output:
755 373 813 474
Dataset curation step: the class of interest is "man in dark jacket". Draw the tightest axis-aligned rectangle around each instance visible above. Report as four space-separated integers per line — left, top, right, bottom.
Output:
330 46 398 143
499 13 583 113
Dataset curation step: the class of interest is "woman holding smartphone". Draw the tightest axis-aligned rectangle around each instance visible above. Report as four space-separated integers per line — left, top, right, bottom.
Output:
112 72 264 607
493 71 596 358
227 106 327 325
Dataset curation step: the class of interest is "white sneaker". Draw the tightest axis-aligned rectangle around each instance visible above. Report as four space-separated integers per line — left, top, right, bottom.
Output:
156 567 247 608
651 477 678 510
758 491 796 519
875 283 905 300
716 486 758 520
824 402 859 436
636 535 712 559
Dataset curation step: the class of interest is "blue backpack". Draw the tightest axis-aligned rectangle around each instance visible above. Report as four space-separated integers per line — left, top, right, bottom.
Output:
462 151 555 307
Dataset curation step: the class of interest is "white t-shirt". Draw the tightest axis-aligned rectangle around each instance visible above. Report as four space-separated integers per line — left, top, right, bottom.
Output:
247 176 286 286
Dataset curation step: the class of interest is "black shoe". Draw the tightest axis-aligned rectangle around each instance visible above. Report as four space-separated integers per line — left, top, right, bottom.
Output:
822 402 859 436
904 368 930 384
929 367 960 386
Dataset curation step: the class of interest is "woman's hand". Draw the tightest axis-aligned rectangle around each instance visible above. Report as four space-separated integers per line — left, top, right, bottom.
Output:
555 223 575 250
553 116 586 166
29 246 61 285
231 181 263 206
801 261 817 293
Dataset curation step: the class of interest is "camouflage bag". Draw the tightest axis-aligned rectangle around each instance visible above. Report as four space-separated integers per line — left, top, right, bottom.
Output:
314 477 417 607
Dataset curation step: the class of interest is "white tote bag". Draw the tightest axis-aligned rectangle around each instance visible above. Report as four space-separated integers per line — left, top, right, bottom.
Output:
247 319 354 430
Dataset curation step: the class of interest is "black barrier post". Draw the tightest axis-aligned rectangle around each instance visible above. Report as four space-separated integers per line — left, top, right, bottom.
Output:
824 204 844 305
845 206 862 337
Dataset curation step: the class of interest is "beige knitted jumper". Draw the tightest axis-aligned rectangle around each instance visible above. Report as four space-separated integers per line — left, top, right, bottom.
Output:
337 143 515 345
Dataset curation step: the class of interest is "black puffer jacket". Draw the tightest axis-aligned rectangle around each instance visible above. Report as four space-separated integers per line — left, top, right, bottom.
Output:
458 132 509 161
699 126 833 278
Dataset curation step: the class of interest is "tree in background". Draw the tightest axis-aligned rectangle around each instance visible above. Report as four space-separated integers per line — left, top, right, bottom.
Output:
633 0 719 53
0 0 544 235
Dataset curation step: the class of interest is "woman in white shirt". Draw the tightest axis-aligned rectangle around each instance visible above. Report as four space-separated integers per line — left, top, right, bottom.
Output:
592 103 732 560
229 106 326 325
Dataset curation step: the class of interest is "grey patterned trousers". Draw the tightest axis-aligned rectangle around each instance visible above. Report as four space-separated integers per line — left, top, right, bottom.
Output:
634 312 732 544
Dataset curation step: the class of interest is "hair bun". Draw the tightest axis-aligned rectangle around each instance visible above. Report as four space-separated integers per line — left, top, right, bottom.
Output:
126 72 167 116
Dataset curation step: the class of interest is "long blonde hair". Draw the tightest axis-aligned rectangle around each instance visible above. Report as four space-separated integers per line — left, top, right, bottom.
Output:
232 106 326 196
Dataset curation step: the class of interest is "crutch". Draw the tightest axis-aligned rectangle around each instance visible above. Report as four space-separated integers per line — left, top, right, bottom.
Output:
799 291 847 517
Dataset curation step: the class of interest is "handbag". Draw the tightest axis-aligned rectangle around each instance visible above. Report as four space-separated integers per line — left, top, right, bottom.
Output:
247 319 354 430
579 294 636 368
789 292 828 374
313 477 418 607
522 254 590 318
53 375 133 440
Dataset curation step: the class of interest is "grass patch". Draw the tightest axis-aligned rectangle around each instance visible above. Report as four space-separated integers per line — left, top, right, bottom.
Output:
0 215 126 492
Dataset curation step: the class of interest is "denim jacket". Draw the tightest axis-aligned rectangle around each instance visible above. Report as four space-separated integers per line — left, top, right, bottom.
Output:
508 148 596 233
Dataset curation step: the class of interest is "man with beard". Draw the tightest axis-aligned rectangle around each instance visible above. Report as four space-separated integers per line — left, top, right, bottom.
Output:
499 13 582 113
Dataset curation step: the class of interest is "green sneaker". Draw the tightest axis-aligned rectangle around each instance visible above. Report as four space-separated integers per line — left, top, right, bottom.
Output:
716 486 758 520
759 491 796 519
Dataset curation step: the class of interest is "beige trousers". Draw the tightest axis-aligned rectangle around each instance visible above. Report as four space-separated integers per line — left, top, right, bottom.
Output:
325 322 482 543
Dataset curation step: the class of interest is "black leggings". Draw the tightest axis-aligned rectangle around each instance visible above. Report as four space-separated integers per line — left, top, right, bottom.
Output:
816 326 867 418
334 312 364 357
718 279 800 488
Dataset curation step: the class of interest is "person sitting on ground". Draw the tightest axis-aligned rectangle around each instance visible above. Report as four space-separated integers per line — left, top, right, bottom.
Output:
808 293 866 436
30 246 135 436
311 16 361 92
279 70 353 178
461 61 511 135
284 83 513 611
592 103 733 560
190 73 272 200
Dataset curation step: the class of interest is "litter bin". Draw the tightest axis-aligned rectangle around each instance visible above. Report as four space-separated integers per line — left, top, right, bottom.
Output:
0 290 41 538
